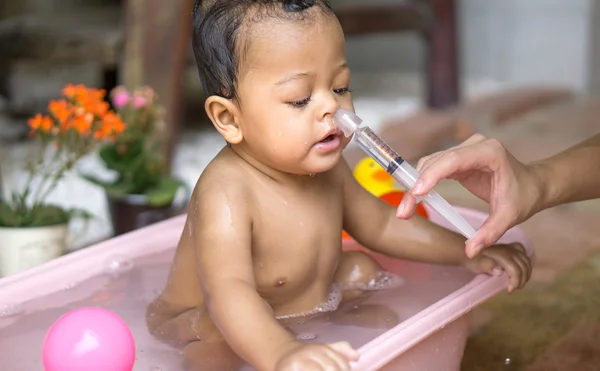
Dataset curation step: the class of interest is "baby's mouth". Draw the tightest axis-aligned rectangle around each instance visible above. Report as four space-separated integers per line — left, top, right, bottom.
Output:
319 134 337 143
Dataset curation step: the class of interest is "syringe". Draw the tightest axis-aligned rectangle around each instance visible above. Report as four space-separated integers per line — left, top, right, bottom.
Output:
334 108 477 240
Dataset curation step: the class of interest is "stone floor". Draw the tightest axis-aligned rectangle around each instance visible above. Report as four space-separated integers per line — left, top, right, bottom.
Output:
433 96 600 370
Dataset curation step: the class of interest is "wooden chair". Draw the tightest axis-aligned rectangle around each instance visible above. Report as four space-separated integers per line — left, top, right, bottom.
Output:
334 0 460 109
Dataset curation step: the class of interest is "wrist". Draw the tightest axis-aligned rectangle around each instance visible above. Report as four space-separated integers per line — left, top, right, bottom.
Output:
527 161 555 215
272 339 302 370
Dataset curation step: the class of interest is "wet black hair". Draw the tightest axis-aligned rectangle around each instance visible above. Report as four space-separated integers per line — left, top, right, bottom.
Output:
192 0 333 100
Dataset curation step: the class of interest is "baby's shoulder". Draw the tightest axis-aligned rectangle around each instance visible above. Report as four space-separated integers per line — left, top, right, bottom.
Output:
191 150 253 207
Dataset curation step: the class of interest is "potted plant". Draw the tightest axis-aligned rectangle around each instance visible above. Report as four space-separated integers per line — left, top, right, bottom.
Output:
0 84 126 276
81 85 188 236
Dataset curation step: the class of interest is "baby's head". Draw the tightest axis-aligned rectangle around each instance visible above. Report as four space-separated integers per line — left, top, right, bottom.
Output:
193 0 354 175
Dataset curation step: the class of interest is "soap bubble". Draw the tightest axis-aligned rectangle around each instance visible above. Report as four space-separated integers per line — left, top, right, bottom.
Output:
104 255 134 277
0 303 23 318
296 333 317 340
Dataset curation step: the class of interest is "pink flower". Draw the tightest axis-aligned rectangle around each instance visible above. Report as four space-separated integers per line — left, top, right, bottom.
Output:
112 91 131 109
132 94 147 108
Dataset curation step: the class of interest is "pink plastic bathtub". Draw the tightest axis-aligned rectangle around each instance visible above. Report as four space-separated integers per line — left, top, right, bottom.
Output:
0 206 533 370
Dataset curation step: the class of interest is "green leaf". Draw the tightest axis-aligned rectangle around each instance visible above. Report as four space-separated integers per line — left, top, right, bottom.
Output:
144 177 183 207
0 201 22 227
28 204 70 227
102 181 138 199
66 207 94 221
79 173 113 188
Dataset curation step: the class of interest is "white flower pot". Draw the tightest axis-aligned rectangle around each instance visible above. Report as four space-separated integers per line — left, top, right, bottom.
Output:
0 224 68 277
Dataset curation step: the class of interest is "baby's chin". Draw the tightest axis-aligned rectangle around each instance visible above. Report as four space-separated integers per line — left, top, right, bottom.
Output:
300 154 344 175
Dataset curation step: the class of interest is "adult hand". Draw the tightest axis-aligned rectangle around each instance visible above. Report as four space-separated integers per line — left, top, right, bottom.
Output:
396 134 543 258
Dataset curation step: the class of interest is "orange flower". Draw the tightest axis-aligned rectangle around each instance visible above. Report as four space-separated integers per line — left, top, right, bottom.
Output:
48 99 72 128
95 112 126 140
61 84 78 99
89 100 110 117
28 114 54 133
73 88 108 118
72 113 93 135
62 84 88 100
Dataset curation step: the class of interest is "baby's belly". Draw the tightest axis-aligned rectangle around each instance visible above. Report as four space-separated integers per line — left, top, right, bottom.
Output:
262 280 334 319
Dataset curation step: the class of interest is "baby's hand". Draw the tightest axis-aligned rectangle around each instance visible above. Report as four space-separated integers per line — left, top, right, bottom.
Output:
275 341 358 371
462 243 532 293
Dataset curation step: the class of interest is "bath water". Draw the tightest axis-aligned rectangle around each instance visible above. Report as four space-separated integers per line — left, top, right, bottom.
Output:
0 248 474 370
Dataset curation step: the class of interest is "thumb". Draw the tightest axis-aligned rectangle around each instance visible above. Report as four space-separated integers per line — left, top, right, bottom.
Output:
470 256 503 276
466 210 514 257
329 341 359 360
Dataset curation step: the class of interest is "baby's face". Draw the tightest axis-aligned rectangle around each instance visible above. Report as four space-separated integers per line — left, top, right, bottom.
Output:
235 10 353 175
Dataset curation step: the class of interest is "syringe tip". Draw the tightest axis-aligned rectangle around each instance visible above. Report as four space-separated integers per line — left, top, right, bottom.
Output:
334 108 362 137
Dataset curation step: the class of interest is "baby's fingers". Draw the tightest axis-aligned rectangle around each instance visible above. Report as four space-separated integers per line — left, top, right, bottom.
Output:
484 252 520 293
470 256 502 276
313 351 348 371
328 341 358 362
514 252 532 288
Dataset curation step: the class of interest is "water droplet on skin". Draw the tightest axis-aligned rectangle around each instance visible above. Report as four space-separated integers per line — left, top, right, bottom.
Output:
505 358 511 365
0 303 23 318
309 173 316 177
296 333 317 340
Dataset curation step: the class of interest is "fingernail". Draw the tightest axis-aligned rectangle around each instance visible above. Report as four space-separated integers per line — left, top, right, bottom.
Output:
413 180 423 194
396 201 405 217
471 244 483 256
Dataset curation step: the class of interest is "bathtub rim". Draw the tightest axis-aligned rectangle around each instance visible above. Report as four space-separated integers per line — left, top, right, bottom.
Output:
0 207 534 371
349 206 534 370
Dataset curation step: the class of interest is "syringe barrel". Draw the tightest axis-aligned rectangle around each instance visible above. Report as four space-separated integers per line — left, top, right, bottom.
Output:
352 127 477 240
354 127 405 173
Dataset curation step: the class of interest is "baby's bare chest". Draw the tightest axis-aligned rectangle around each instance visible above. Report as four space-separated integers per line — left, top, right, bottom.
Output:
250 185 344 297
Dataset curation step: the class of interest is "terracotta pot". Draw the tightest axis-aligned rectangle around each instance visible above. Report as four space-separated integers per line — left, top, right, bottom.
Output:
0 224 68 276
106 193 180 236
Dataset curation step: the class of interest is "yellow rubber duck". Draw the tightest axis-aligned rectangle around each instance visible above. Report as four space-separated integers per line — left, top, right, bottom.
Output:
342 157 429 241
353 157 403 197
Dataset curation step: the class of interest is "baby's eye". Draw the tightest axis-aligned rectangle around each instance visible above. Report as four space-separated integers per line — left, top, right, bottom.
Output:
334 87 351 95
287 97 311 108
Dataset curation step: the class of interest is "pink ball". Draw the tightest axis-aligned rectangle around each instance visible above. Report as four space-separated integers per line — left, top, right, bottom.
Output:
42 307 135 371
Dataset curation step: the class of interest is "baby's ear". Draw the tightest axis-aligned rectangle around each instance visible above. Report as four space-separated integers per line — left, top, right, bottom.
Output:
205 96 243 144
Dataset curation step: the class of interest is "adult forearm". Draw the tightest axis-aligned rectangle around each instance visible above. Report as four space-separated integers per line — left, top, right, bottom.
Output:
531 133 600 212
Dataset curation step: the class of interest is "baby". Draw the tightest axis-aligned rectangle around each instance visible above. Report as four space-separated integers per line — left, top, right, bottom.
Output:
146 1 532 370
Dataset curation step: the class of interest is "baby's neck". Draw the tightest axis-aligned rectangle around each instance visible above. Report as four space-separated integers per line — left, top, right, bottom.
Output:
227 145 319 187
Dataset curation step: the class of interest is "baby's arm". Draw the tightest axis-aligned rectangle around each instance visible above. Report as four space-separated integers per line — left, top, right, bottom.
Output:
337 160 530 291
337 160 468 266
192 185 297 370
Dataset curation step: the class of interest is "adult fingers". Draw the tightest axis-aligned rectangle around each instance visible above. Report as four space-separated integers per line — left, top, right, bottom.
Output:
465 206 517 258
396 192 418 219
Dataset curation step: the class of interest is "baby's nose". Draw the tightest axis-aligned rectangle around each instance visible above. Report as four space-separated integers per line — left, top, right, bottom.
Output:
319 115 337 131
